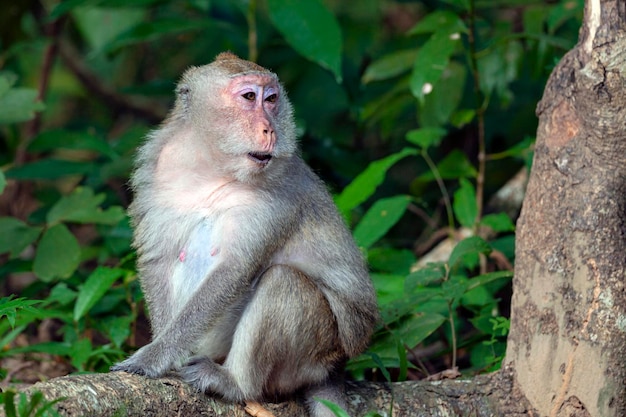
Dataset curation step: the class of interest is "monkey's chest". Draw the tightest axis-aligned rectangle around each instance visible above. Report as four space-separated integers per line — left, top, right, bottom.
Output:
170 220 220 310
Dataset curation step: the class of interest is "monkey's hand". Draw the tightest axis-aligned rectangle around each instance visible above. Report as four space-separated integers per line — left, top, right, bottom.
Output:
110 340 183 378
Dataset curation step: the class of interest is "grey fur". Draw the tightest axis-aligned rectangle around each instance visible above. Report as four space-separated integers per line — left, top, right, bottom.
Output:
111 54 378 417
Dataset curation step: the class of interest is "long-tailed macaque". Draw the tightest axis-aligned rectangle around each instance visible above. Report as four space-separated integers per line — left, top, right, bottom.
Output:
111 52 378 417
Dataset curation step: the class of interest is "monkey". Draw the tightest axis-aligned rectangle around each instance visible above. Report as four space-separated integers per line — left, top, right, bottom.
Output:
110 52 378 417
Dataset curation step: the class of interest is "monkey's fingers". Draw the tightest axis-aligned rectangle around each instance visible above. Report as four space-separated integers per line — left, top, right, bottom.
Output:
244 401 276 417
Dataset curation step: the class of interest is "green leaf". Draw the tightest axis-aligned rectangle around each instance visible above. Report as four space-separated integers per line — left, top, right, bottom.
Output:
69 338 93 370
0 86 45 124
267 0 343 82
450 108 476 128
362 49 417 83
397 312 447 348
72 6 146 51
416 149 477 183
466 270 514 292
396 337 408 381
379 289 439 325
29 130 117 159
371 273 405 306
453 178 478 228
405 127 447 150
3 390 17 417
0 170 6 195
407 11 466 35
353 195 411 249
367 248 415 275
100 315 133 348
418 61 467 128
5 159 96 180
0 296 41 328
367 352 391 382
448 236 491 269
47 283 78 307
47 187 126 225
74 267 125 321
404 263 446 291
480 212 515 232
409 13 466 103
336 148 417 216
33 224 81 282
0 217 42 258
104 18 211 52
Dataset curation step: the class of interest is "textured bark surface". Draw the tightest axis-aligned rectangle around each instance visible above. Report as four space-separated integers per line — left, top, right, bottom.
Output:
505 1 626 416
6 366 533 417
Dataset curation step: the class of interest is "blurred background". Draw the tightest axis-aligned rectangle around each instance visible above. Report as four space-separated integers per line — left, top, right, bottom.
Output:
0 0 582 392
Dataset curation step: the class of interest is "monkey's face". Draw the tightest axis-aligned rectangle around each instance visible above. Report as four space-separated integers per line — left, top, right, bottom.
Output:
179 65 297 183
221 74 285 167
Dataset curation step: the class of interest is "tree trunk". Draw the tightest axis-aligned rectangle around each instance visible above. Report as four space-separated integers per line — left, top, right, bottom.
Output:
504 1 626 416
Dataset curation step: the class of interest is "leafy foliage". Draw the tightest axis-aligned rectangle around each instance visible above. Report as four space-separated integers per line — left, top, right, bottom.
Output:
0 0 582 406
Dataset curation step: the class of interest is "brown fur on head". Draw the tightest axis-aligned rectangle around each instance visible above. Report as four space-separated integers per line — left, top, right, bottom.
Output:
212 52 271 75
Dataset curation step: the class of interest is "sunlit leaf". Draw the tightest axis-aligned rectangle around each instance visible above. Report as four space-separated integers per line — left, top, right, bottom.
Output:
453 178 477 228
405 127 447 150
354 195 411 249
74 267 125 321
336 148 417 217
396 312 447 348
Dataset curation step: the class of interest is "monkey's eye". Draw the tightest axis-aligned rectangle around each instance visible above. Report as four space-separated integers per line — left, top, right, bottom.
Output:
265 94 277 103
242 92 256 101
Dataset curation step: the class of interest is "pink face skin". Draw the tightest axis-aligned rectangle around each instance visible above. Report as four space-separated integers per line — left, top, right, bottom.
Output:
225 74 280 165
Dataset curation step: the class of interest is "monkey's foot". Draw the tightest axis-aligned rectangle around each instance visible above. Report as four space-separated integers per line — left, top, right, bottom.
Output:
110 342 176 378
244 401 276 417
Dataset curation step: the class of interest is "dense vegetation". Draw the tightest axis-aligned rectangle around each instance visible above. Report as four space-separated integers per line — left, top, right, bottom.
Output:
0 0 582 413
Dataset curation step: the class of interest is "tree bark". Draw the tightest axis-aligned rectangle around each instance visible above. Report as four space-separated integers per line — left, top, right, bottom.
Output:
504 1 626 416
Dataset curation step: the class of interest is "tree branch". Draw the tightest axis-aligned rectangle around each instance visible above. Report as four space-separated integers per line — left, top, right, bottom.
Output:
57 40 166 125
9 366 532 417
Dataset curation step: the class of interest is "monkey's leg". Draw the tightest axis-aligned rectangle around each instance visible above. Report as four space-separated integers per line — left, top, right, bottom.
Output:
182 265 345 405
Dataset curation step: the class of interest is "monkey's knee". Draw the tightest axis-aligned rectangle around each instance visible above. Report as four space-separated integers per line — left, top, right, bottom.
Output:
226 265 344 396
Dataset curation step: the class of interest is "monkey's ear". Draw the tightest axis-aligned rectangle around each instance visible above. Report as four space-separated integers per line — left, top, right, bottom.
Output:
176 84 191 112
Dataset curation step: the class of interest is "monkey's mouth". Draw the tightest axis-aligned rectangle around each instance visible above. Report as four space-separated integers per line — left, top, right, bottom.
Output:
248 152 273 166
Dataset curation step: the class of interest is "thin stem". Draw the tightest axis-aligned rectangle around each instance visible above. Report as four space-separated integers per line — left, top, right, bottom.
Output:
421 149 455 234
448 301 457 369
467 0 486 225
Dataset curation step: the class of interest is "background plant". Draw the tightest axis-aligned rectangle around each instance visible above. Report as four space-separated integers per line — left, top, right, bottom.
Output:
0 0 582 393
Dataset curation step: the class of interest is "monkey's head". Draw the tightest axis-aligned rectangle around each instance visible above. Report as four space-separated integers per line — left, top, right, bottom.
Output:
173 52 297 183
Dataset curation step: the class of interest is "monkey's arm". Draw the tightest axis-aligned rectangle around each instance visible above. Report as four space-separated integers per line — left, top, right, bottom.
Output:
112 207 293 378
